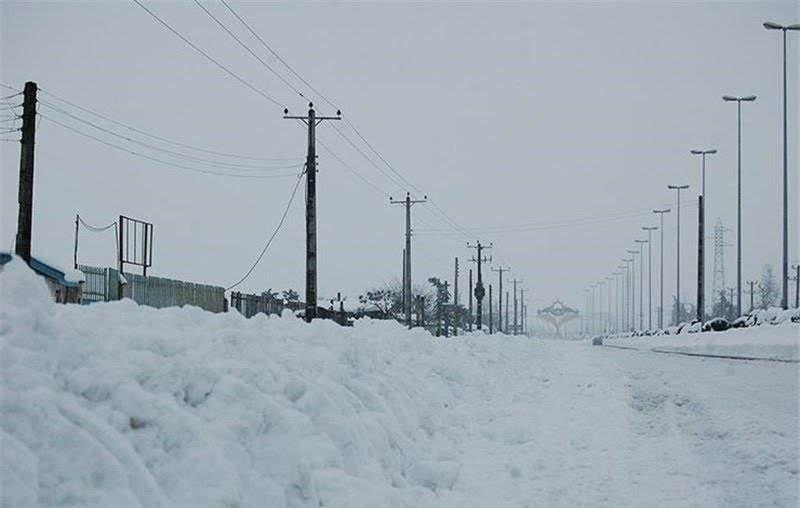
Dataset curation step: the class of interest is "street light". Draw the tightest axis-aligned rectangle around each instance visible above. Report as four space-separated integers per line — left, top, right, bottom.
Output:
668 185 690 325
690 149 716 322
626 250 639 331
622 259 634 331
763 21 800 309
642 226 658 330
723 95 757 317
634 239 647 330
653 209 671 329
617 265 628 331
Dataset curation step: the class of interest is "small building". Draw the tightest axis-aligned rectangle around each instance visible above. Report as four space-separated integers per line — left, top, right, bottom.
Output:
0 252 85 304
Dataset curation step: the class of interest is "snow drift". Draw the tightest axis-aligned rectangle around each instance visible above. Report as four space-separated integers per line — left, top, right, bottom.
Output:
0 258 529 507
3 258 798 507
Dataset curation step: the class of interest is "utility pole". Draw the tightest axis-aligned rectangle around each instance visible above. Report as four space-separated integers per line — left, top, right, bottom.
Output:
520 288 527 336
509 278 522 335
390 192 427 328
453 257 459 334
653 209 670 329
491 266 510 334
642 227 657 329
605 276 614 333
668 184 690 325
626 250 638 330
793 264 800 308
468 269 474 332
15 81 37 264
283 103 340 322
621 259 633 331
488 284 493 333
442 281 450 337
468 242 492 330
505 290 510 334
747 280 757 313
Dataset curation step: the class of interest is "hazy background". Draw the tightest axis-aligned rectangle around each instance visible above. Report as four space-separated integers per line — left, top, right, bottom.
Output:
1 1 798 316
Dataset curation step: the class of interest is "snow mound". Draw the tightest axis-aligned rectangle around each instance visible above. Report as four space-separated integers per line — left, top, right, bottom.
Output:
0 258 529 507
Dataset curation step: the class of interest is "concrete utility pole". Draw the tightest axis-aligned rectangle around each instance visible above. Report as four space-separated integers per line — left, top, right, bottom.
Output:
391 192 427 328
283 103 340 322
520 288 527 336
605 276 614 333
15 81 37 264
505 290 510 334
442 280 450 337
491 266 509 333
509 278 522 335
793 264 800 308
763 22 799 309
613 271 623 332
723 95 756 316
468 241 492 330
468 269 473 332
653 209 671 329
488 284 493 333
642 226 657 329
668 184 690 325
453 257 459 335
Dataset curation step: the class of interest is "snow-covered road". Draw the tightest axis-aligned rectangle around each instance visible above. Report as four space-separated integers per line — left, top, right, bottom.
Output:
445 340 798 506
2 259 798 507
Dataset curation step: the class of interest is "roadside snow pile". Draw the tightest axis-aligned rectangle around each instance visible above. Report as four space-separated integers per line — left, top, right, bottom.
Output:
0 258 531 507
607 322 799 361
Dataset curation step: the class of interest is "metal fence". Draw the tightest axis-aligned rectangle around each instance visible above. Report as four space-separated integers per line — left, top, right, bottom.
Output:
78 265 226 313
229 291 286 318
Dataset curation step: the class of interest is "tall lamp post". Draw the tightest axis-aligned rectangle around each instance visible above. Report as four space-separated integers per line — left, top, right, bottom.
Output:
723 95 756 317
613 271 623 332
634 239 647 330
642 226 658 330
763 22 799 309
626 251 638 331
617 265 628 331
668 185 690 325
691 149 716 322
653 209 671 329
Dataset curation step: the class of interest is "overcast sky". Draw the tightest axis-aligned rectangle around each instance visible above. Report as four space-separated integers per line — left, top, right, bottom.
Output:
1 1 798 319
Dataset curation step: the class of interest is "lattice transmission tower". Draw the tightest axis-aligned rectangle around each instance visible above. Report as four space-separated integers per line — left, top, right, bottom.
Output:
712 219 732 304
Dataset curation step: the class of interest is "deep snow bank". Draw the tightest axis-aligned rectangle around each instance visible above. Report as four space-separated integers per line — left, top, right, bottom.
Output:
0 259 533 507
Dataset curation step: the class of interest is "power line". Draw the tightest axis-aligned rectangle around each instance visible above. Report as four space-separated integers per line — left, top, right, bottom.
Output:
40 112 300 179
226 169 304 290
192 0 307 100
219 0 338 110
39 98 302 171
131 0 285 109
38 87 300 162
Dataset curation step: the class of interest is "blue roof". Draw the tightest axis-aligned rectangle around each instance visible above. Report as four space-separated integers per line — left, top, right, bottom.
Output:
0 251 82 288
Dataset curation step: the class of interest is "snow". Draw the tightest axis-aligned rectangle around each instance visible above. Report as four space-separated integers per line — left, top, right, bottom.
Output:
602 320 799 362
2 258 798 506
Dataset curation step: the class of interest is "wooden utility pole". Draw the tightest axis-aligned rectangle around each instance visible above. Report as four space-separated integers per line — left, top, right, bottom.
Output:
391 192 426 328
15 81 37 264
443 281 450 338
468 241 492 329
283 103 340 322
491 266 509 334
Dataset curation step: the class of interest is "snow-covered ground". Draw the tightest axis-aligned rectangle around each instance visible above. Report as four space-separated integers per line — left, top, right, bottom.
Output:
2 258 798 507
601 324 799 362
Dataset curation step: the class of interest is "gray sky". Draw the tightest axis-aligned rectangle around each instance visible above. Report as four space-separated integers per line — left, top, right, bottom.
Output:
1 1 798 316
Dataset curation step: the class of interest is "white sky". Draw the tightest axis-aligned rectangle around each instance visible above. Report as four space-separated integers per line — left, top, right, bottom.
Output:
1 1 798 316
